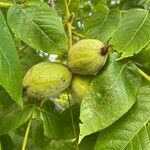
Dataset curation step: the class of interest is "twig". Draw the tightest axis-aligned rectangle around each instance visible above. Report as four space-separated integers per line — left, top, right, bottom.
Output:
64 0 70 18
72 31 85 39
0 142 2 150
64 0 79 149
21 119 32 150
64 0 74 48
137 68 150 81
67 91 79 150
0 2 13 7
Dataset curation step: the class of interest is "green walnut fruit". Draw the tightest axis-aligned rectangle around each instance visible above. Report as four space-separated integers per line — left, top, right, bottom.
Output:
23 62 72 99
68 39 109 75
70 75 92 103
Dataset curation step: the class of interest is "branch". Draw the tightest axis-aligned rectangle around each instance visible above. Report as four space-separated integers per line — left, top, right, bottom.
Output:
64 1 79 149
64 0 74 48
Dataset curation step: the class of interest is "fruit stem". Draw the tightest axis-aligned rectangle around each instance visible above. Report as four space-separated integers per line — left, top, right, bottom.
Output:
67 91 79 150
101 45 113 55
21 119 32 150
0 2 13 7
137 68 150 81
72 31 85 39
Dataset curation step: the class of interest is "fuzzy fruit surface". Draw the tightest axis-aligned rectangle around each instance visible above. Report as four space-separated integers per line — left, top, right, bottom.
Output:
71 75 92 103
68 39 108 75
23 62 72 99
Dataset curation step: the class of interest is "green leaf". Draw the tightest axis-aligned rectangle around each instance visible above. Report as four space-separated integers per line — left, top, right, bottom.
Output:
124 125 150 150
133 42 150 68
79 53 141 142
30 120 45 148
0 105 34 135
0 86 14 108
0 134 14 150
40 100 80 142
41 111 62 139
60 104 80 140
134 0 150 10
95 84 150 150
83 5 121 42
79 132 99 150
55 0 80 16
40 100 62 139
0 11 22 107
8 132 23 150
19 46 44 75
46 139 76 150
92 0 111 6
120 0 144 10
7 3 68 55
110 9 150 59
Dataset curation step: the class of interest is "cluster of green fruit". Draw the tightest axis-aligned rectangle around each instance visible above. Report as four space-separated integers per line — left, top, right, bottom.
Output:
23 39 108 103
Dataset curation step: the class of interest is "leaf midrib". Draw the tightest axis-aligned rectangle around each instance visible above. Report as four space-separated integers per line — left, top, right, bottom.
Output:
122 107 150 149
110 62 129 89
